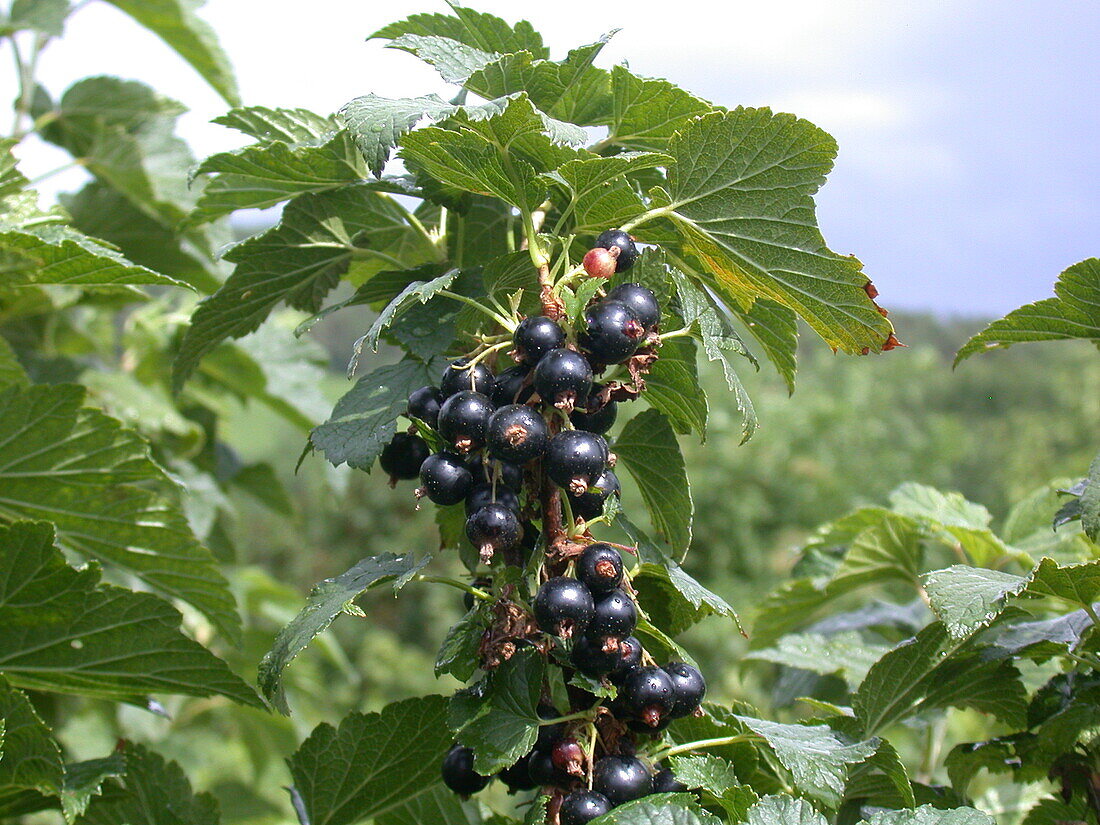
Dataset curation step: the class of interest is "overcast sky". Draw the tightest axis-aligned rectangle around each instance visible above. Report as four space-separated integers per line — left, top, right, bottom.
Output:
7 0 1099 317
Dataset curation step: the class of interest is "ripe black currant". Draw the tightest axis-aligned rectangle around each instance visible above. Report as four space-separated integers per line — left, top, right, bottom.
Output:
499 752 539 792
527 749 568 787
578 543 624 593
620 666 676 729
407 385 444 428
609 635 644 684
590 588 637 638
579 300 646 364
513 316 566 365
533 348 592 410
440 358 494 398
568 468 621 521
468 455 523 491
592 755 653 805
466 503 521 564
438 391 494 452
491 363 533 406
653 767 688 793
463 576 491 611
418 453 473 505
545 430 609 496
378 432 429 480
606 282 660 331
533 577 594 637
570 632 622 677
551 738 586 778
664 661 706 718
571 395 617 435
465 483 520 516
595 229 639 272
441 744 490 795
582 246 618 279
560 790 612 825
486 404 549 464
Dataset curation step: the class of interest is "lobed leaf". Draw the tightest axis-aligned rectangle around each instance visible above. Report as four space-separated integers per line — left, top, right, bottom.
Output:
923 566 1028 639
0 678 63 800
615 409 693 551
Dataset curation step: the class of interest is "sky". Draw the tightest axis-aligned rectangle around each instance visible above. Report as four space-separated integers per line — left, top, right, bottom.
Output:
6 0 1100 317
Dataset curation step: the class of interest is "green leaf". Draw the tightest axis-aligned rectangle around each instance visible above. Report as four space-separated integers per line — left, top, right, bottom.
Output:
1026 557 1100 609
258 553 426 714
100 0 239 105
0 521 260 707
733 298 799 392
356 269 460 357
75 742 219 825
0 337 28 390
310 357 444 471
744 632 889 691
607 66 715 153
375 785 477 825
288 695 454 825
371 5 547 59
923 565 1029 639
215 105 337 143
435 607 489 682
659 108 893 355
543 151 669 234
1078 453 1100 541
865 806 996 825
668 754 758 820
956 257 1100 363
388 34 496 84
984 609 1094 661
450 649 544 775
60 756 125 824
644 337 708 438
594 794 722 825
744 795 828 825
5 0 69 36
0 384 240 640
615 409 693 551
0 678 63 799
888 483 1011 567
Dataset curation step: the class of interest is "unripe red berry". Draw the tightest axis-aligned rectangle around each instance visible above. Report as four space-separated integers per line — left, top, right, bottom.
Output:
583 247 618 279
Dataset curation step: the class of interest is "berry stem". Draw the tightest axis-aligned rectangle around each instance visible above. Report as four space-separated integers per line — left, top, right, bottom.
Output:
438 290 516 330
652 733 756 760
413 575 492 601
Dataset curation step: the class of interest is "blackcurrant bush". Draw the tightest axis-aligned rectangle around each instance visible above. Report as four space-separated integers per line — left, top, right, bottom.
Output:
595 229 639 272
579 300 646 364
664 661 706 718
533 348 593 410
590 588 637 638
620 666 676 729
593 755 653 805
545 430 609 496
418 453 473 505
568 468 621 521
499 752 539 792
486 404 548 464
582 247 618 279
652 768 688 793
578 543 624 593
491 363 533 406
551 738 586 777
571 395 617 435
468 455 524 491
533 577 594 637
465 483 520 516
513 316 566 365
606 282 660 331
441 744 490 795
379 432 429 480
463 577 491 612
440 358 494 398
560 790 613 825
609 635 644 684
407 385 444 428
466 503 521 564
570 632 622 677
438 391 494 452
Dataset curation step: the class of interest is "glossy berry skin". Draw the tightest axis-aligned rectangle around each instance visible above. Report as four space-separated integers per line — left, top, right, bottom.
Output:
664 661 707 718
441 745 490 795
593 755 653 805
609 635 644 684
499 753 539 792
419 453 473 505
571 397 617 435
440 358 494 398
653 768 688 793
578 543 624 594
595 229 639 272
486 404 549 464
551 738 586 777
579 301 646 364
560 790 613 825
438 391 494 452
570 632 622 677
583 247 618 279
492 364 533 406
407 385 443 428
465 483 520 516
621 666 676 729
513 316 566 365
379 433 429 480
533 349 593 409
545 430 609 495
590 589 637 638
606 282 660 331
568 468 621 521
466 503 521 561
527 750 568 786
468 455 523 491
533 577 594 637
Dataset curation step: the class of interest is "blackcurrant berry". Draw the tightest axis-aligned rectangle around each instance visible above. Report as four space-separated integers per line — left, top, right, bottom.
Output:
595 229 639 272
606 283 660 331
664 661 706 718
407 385 444 428
527 749 568 787
440 358 494 398
438 391 494 452
465 483 520 516
463 577 492 612
441 744 490 795
486 404 549 464
466 503 521 564
379 432 429 480
533 349 592 410
560 790 613 825
570 633 622 678
578 543 624 594
545 430 609 496
579 301 646 364
468 455 524 491
533 577 594 637
418 453 473 505
582 247 618 279
499 752 539 792
620 666 676 729
491 363 533 406
609 636 644 684
568 469 621 521
571 396 617 435
513 316 566 366
652 767 688 793
592 755 653 805
590 588 637 638
551 738 586 778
